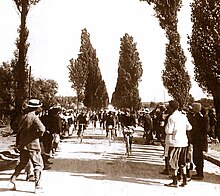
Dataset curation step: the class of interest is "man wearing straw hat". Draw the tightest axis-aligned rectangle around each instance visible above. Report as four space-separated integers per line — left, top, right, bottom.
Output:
9 99 46 193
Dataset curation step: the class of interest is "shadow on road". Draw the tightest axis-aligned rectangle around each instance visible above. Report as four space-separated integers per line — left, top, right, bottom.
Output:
51 157 167 186
49 141 220 186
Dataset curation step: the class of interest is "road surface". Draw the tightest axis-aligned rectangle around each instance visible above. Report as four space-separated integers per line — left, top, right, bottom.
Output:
0 125 220 195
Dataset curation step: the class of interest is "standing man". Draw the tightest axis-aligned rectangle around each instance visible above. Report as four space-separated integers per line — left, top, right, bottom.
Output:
188 103 209 180
10 99 45 193
48 106 62 154
164 100 192 187
142 108 154 144
159 104 173 175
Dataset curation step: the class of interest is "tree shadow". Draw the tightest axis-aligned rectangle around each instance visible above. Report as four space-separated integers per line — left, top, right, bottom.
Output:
1 135 220 192
0 170 34 194
51 157 167 186
49 141 220 186
0 160 17 172
0 188 34 194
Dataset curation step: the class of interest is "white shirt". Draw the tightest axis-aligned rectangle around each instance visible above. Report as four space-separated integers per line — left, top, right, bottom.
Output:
165 110 192 147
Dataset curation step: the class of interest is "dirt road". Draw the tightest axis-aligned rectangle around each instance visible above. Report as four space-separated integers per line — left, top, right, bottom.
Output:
0 126 220 195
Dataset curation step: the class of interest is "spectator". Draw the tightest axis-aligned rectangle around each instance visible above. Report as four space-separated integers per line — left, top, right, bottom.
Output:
150 104 166 141
48 106 62 154
142 108 154 144
164 100 192 187
188 103 209 180
159 104 173 175
208 108 217 139
9 99 46 193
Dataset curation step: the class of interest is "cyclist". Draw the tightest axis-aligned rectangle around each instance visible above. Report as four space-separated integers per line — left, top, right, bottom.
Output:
90 111 98 131
121 108 136 129
121 108 136 156
76 111 87 141
105 110 117 139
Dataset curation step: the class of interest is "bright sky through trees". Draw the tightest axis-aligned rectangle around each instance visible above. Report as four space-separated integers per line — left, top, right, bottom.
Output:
0 0 207 102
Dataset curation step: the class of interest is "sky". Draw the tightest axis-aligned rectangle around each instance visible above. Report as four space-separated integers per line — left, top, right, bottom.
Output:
0 0 207 102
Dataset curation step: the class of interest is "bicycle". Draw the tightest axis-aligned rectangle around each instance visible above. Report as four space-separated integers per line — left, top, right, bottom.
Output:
123 126 134 157
107 125 115 145
77 124 86 143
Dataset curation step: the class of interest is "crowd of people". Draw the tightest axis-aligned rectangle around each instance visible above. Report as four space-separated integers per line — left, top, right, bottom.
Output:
8 98 219 192
159 101 216 187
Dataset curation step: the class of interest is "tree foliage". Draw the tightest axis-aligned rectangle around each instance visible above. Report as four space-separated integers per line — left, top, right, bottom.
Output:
189 0 220 138
189 0 220 95
68 29 90 104
162 38 191 107
31 78 58 110
83 29 108 110
55 96 77 109
141 0 191 107
111 33 143 111
12 0 41 115
0 64 58 118
13 0 40 13
0 62 16 119
68 58 88 103
69 28 108 111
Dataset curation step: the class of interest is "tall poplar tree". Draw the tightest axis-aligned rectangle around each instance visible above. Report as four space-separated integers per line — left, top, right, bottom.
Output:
12 0 41 115
68 29 90 109
112 33 143 111
141 0 191 107
189 0 220 139
69 28 108 111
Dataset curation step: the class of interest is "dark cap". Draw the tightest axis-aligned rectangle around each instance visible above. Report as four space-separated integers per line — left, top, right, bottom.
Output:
169 100 179 110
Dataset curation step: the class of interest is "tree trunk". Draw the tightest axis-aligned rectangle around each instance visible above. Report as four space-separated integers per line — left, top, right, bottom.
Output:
15 0 28 115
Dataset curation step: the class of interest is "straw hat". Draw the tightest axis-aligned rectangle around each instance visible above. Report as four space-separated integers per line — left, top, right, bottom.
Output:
26 99 42 108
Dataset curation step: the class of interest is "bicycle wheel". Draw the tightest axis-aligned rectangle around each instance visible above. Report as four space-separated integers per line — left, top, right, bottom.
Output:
129 135 132 155
109 128 112 145
125 135 130 157
79 130 82 143
79 124 84 143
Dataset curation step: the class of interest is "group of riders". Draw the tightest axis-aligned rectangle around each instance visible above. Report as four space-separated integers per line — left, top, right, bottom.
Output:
37 103 169 160
32 102 218 162
59 104 168 144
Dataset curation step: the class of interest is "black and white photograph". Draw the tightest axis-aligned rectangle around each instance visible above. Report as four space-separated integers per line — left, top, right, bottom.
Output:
0 0 220 195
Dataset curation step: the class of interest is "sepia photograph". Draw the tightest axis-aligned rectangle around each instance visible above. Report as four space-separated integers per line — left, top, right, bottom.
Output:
0 0 220 195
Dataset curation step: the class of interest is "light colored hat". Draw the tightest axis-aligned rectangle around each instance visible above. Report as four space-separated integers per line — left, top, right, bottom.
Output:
144 108 150 113
192 103 201 113
26 99 42 108
49 104 62 110
125 108 130 112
